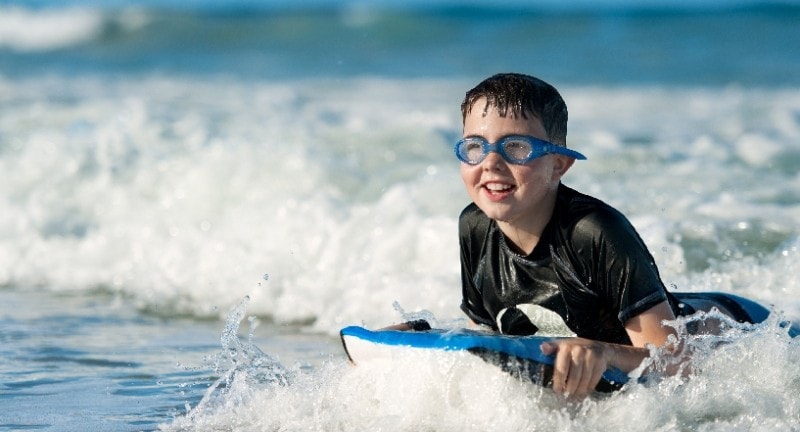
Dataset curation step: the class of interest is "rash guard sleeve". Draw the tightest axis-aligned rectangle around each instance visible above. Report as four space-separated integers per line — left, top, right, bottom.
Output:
565 202 669 325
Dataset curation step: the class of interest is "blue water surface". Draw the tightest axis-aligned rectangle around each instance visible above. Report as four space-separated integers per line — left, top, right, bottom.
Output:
1 0 799 85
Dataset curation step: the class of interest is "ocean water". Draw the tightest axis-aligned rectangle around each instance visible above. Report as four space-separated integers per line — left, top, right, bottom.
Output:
1 0 800 430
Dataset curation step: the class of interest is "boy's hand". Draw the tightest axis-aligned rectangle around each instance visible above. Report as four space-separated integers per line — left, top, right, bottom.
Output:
379 319 431 332
540 338 611 400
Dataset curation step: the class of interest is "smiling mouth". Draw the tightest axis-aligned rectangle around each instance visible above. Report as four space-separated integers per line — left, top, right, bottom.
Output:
483 182 515 195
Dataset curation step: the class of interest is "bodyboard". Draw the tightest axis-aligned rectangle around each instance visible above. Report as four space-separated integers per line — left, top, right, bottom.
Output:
340 326 628 392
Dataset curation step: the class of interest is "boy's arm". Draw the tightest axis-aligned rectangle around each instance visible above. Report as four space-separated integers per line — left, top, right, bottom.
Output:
540 300 678 399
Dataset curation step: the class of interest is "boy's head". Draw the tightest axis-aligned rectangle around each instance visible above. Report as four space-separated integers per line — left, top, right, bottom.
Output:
461 73 568 146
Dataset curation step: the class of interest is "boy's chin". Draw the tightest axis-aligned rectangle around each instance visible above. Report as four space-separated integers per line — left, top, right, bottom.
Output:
476 203 515 222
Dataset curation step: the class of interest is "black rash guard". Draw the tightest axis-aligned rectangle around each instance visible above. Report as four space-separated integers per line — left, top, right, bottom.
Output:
459 183 682 345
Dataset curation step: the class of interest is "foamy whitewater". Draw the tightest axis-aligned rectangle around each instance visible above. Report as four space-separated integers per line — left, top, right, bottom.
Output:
2 1 800 430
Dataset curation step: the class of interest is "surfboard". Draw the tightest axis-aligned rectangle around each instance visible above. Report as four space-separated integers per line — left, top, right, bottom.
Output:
339 326 629 392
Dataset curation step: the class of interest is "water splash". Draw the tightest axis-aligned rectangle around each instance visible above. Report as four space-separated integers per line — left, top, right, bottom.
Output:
163 300 800 431
178 296 291 424
630 308 800 388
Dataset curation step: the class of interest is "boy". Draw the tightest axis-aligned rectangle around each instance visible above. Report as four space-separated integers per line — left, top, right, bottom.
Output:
387 73 768 399
455 73 706 399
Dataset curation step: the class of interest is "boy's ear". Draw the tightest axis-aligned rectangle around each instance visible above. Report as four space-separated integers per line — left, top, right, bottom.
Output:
551 155 576 180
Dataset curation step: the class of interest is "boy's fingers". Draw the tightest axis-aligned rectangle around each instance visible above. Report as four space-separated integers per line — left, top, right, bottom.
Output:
540 341 557 355
551 344 571 394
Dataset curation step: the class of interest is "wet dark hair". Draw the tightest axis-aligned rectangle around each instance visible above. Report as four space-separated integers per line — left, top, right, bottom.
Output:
461 73 568 145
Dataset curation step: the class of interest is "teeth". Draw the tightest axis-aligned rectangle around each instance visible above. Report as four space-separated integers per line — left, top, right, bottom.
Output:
486 183 512 191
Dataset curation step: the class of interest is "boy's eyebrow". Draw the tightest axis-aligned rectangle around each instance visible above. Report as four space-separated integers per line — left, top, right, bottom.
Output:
461 134 537 142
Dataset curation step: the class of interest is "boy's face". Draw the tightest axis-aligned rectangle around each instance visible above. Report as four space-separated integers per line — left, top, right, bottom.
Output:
460 98 573 228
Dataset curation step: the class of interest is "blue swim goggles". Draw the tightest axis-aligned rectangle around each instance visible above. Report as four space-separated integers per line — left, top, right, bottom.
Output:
454 135 587 165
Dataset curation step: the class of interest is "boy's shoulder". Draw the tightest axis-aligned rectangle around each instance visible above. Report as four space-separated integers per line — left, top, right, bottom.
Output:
556 184 630 229
459 201 483 219
556 184 641 244
458 202 491 230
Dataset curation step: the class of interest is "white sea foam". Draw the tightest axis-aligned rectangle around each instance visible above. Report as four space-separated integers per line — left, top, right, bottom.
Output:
0 6 149 52
161 296 800 431
0 6 102 51
2 75 799 331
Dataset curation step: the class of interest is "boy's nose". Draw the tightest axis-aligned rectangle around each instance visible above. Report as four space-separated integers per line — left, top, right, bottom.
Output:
482 151 507 170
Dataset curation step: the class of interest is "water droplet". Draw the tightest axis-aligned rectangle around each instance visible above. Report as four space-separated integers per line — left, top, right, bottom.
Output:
263 273 269 281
